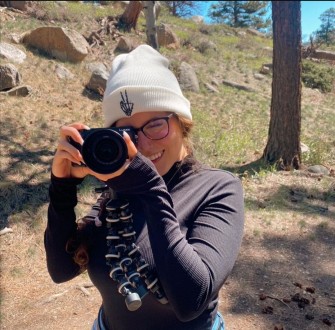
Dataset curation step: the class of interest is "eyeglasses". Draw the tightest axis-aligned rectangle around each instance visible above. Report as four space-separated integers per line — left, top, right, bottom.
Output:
124 113 174 141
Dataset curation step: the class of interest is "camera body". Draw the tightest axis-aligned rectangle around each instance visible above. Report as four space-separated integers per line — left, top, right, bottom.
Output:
69 127 138 174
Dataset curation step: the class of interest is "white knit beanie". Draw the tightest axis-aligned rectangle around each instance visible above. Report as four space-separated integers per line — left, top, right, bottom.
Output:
102 44 191 127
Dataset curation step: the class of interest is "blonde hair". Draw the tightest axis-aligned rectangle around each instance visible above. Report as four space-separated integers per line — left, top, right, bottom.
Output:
175 114 194 157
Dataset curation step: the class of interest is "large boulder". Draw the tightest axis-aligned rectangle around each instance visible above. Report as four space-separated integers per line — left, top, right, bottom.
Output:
22 26 90 63
0 42 27 63
0 1 33 11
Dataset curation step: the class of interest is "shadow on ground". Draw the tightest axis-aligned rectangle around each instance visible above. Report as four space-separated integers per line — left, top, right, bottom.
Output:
222 159 335 221
219 159 335 329
0 121 53 229
222 226 335 329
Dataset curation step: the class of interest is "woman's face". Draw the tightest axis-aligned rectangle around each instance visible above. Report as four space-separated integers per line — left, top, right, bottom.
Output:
116 111 187 175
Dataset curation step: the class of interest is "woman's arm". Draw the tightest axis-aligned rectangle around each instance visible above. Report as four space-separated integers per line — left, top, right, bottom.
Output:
44 175 83 283
45 123 138 283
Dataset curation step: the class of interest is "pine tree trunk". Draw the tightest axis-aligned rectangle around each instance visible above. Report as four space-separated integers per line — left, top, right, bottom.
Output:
142 1 159 49
118 1 143 32
263 1 302 170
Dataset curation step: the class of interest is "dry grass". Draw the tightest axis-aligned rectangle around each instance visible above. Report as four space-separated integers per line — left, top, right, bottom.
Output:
0 3 334 329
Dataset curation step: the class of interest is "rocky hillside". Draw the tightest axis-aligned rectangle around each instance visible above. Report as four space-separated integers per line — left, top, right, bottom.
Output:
1 3 334 329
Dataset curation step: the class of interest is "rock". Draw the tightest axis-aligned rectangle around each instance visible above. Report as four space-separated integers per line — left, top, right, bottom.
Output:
254 73 265 80
300 142 310 153
262 46 273 56
22 26 90 63
110 1 129 10
115 36 136 53
0 42 27 63
307 165 330 175
55 64 74 79
190 16 204 24
246 28 266 37
8 33 23 44
0 1 33 11
197 40 216 54
86 67 109 95
237 31 247 37
0 63 22 91
179 62 199 92
157 24 180 49
260 63 272 75
86 62 108 74
260 66 270 75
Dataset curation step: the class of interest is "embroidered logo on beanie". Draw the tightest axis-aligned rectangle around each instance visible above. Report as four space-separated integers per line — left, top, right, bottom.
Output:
120 90 133 116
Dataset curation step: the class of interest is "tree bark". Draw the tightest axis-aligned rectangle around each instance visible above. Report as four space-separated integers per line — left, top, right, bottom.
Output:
263 1 302 170
118 1 143 32
142 1 159 49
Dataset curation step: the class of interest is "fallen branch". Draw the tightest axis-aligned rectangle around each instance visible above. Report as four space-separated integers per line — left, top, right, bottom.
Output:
77 285 91 296
267 295 292 309
222 79 257 92
80 282 95 288
75 282 94 296
258 293 292 309
41 290 68 304
84 15 124 47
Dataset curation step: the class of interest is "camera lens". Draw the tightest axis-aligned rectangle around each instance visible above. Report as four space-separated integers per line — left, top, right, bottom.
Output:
81 129 127 174
95 138 119 163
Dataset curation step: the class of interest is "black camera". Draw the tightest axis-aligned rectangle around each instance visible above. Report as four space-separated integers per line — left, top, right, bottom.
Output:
69 127 138 174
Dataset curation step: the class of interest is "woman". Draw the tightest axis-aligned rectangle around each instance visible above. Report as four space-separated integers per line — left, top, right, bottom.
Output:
45 45 244 330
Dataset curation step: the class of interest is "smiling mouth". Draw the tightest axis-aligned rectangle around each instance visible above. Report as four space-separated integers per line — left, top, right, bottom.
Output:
148 151 163 162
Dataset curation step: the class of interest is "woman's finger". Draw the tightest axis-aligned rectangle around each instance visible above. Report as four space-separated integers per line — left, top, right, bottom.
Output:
59 123 90 144
54 149 82 165
57 139 84 164
123 131 138 160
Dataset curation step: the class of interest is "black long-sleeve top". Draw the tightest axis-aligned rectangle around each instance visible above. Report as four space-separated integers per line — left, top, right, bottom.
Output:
45 154 244 330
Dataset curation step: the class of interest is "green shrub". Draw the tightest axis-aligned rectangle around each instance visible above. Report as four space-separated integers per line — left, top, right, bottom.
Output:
302 60 335 93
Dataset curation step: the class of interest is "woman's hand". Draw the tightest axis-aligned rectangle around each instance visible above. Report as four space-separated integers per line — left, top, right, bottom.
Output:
52 123 138 180
52 123 88 179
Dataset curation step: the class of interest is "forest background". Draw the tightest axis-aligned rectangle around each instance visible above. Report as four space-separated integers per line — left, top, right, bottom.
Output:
0 1 334 329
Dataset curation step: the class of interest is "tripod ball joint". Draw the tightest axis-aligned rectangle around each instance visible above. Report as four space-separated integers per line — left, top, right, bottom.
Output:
117 277 142 311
